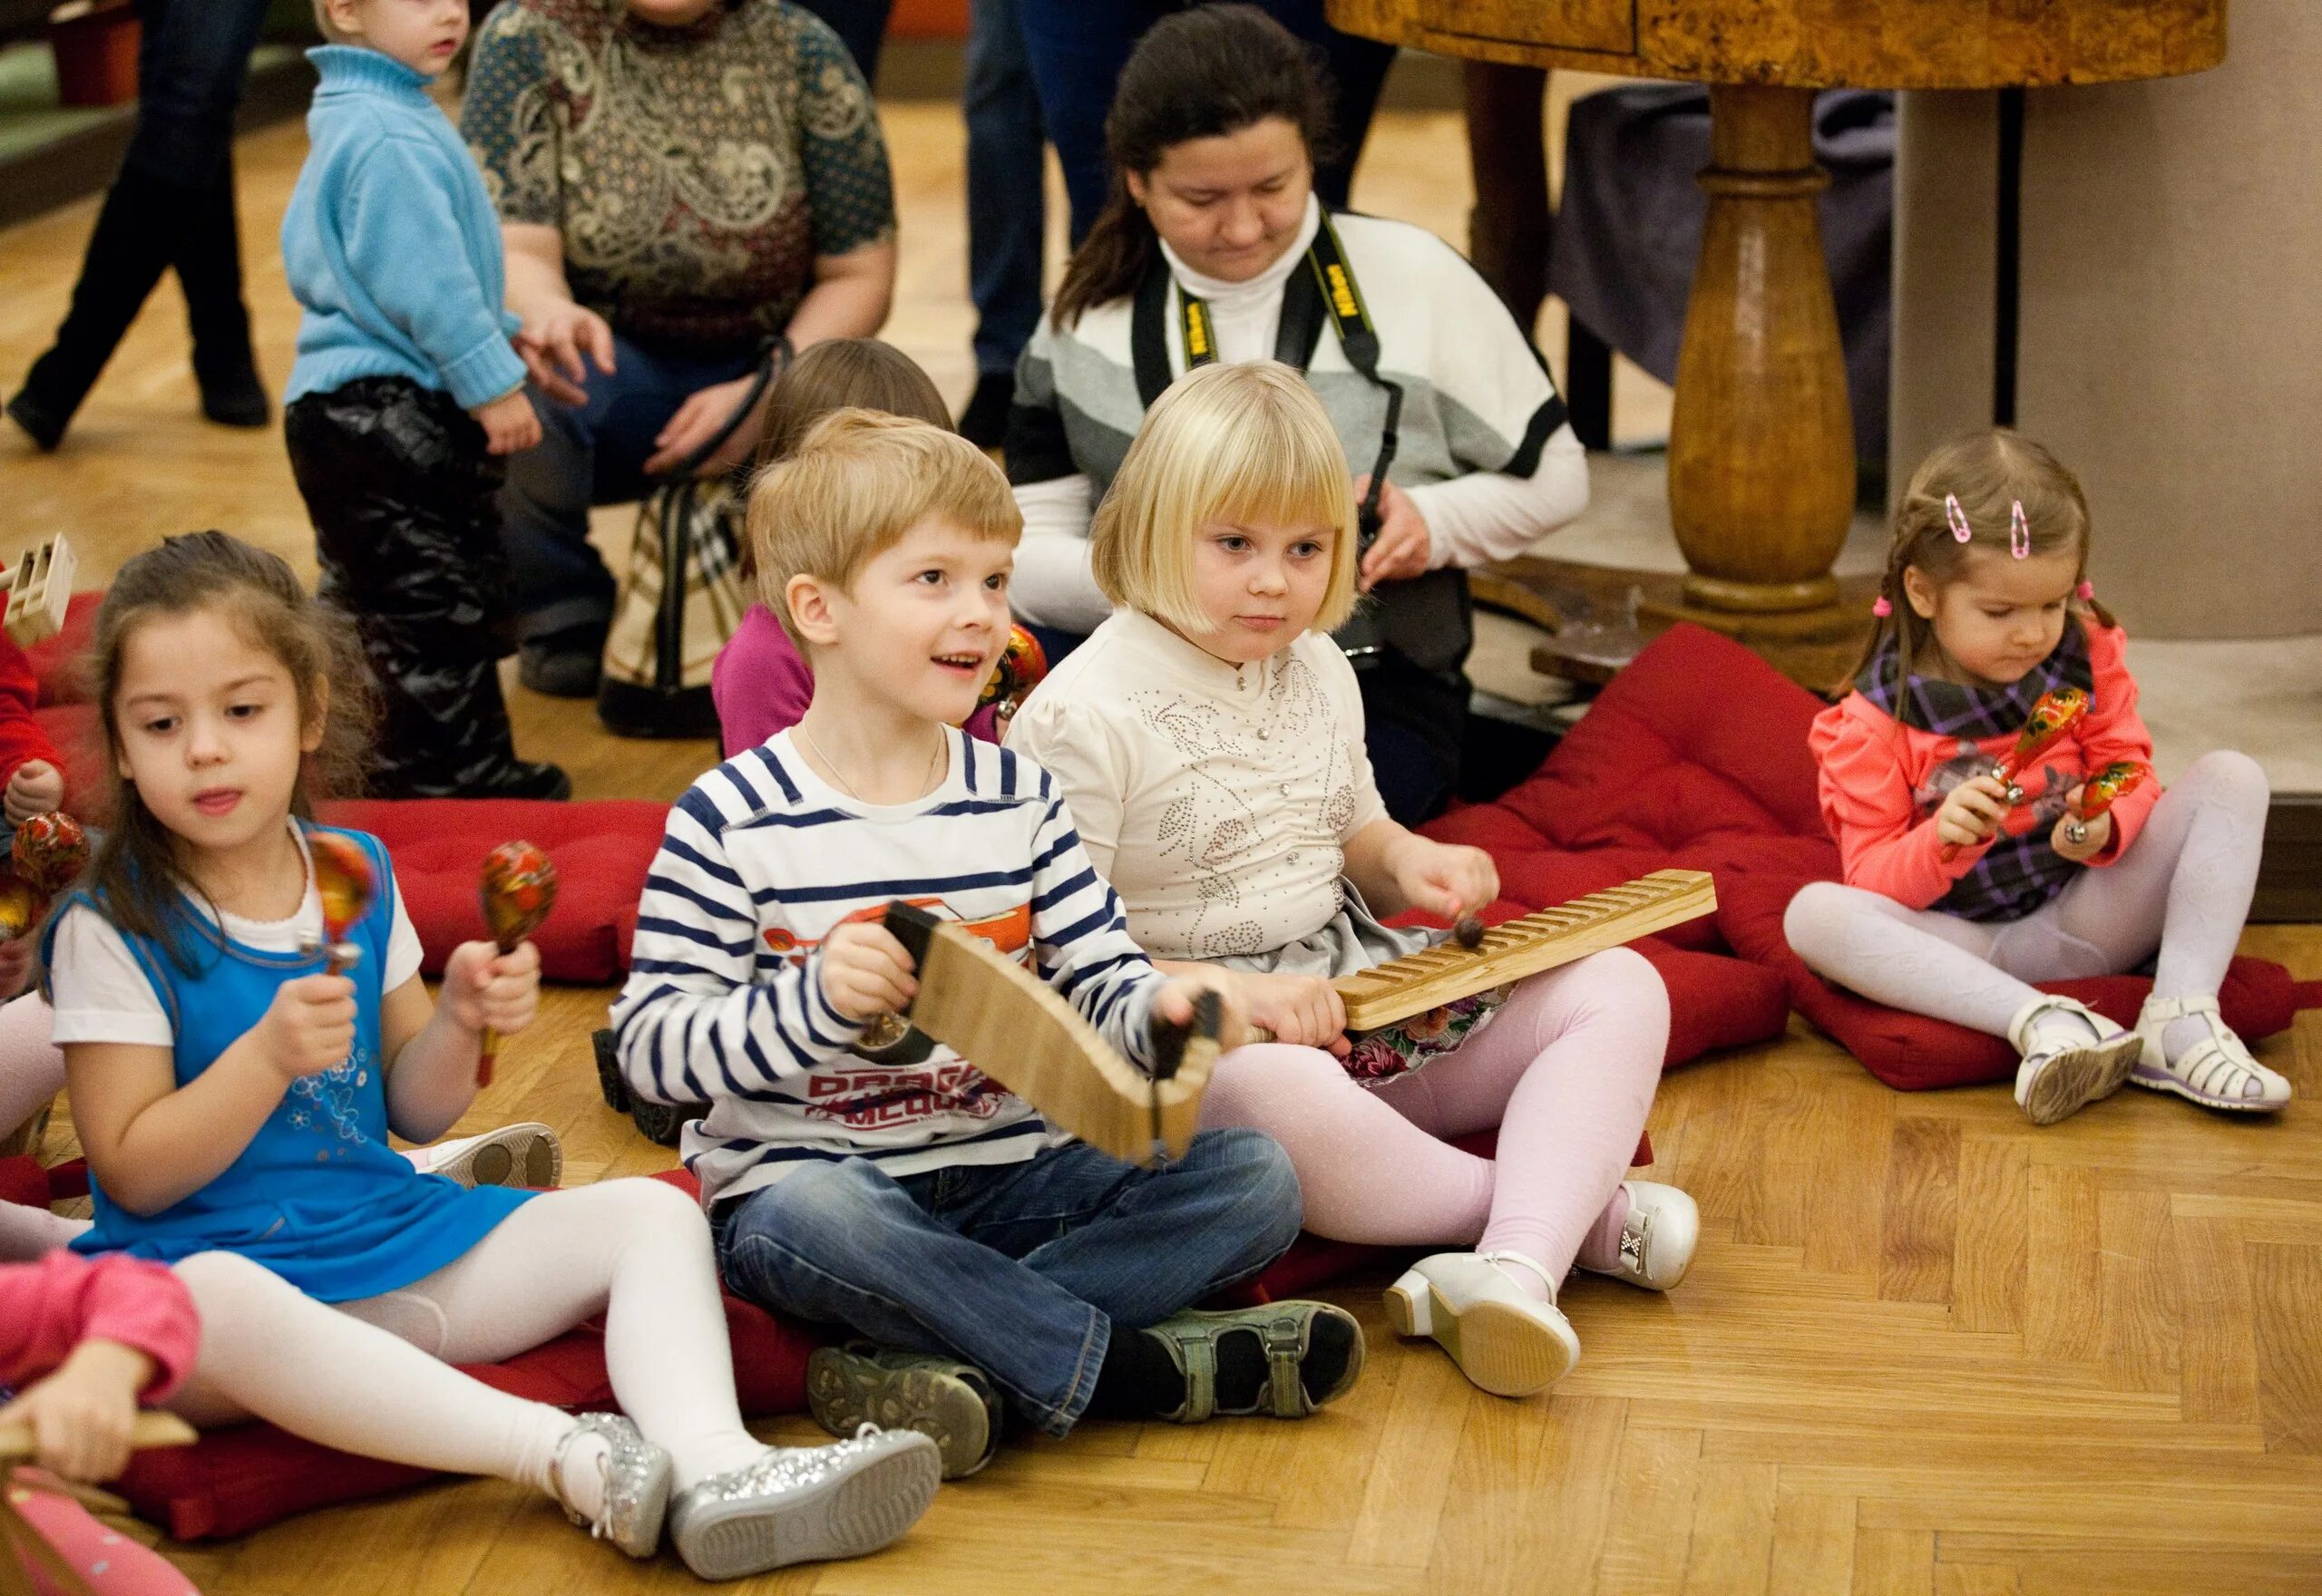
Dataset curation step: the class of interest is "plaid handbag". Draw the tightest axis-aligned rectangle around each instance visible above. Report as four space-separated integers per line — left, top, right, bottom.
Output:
596 348 784 739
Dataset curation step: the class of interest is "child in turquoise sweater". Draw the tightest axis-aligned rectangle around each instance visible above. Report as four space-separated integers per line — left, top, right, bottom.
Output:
279 0 565 802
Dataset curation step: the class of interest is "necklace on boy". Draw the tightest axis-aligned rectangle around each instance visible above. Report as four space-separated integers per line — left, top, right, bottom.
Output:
796 723 944 803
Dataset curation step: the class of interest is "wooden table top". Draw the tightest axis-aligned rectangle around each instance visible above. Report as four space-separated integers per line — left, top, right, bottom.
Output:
1329 0 2228 88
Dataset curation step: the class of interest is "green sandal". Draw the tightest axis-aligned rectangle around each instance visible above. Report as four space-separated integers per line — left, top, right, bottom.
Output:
1142 1300 1366 1422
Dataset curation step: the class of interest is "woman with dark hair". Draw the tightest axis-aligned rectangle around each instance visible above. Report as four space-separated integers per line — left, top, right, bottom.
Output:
1004 5 1588 825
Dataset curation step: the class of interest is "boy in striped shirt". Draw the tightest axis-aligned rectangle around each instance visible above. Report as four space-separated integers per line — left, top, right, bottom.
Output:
613 411 1361 1479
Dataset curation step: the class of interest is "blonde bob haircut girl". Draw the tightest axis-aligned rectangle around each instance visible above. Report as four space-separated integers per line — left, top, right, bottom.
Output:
1091 361 1361 638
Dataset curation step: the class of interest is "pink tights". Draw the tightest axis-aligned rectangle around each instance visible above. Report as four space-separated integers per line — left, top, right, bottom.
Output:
1196 948 1670 1286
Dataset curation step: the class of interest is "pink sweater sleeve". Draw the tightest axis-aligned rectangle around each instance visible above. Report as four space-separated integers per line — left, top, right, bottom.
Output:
0 1251 200 1400
2073 622 2162 863
1810 697 1984 910
711 607 817 754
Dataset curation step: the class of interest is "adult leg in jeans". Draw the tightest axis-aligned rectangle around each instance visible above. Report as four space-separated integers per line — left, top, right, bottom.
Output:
959 0 1046 445
1015 0 1161 243
6 0 271 447
499 333 756 669
1261 0 1394 209
717 1132 1300 1435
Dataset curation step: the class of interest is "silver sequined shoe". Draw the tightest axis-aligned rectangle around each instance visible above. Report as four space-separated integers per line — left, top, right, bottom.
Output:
667 1426 941 1580
550 1412 672 1559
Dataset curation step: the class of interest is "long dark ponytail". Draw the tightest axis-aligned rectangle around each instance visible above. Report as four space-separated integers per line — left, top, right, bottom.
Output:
1049 4 1338 329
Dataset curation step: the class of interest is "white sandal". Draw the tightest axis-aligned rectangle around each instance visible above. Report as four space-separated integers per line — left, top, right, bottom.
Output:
2130 994 2291 1112
1384 1250 1580 1397
2007 994 2142 1125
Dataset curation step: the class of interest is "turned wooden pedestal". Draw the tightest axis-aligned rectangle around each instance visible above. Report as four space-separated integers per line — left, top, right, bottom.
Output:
1331 0 2228 641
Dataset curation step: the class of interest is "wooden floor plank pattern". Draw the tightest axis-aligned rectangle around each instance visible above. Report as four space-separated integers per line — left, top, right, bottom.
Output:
6 92 2321 1596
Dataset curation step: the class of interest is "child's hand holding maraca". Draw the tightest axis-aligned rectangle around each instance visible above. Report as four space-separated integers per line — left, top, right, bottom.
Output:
1935 774 2011 852
2050 796 2113 863
258 968 360 1081
4 758 64 826
443 938 541 1038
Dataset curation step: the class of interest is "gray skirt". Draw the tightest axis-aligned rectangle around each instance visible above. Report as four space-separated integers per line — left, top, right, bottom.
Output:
1213 882 1508 1084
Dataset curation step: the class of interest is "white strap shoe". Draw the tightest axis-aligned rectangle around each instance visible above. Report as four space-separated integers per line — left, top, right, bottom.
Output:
1384 1250 1580 1397
2007 994 2142 1125
1576 1181 1699 1293
2130 994 2291 1112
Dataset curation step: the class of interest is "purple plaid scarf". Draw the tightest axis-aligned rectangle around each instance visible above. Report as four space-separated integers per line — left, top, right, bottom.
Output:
1855 624 2097 923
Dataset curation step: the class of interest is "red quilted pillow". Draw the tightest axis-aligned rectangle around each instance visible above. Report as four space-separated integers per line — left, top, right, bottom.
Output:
317 798 668 984
0 1154 47 1211
116 1170 816 1542
1719 871 2305 1091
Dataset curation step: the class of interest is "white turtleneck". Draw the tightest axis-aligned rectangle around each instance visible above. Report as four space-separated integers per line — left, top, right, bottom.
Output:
1010 199 1588 635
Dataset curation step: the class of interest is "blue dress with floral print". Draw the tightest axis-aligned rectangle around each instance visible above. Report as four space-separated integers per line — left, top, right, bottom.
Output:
63 828 535 1302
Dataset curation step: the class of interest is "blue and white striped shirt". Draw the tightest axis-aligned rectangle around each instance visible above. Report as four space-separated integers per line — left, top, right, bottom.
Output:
612 728 1167 1209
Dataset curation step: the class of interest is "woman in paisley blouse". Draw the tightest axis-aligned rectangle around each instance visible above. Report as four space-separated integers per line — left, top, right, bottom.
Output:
463 0 899 696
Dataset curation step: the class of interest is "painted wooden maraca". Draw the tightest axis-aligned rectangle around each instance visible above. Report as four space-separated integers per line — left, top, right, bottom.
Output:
304 831 376 977
0 879 38 943
979 624 1049 731
1941 686 2091 862
475 841 558 1086
11 811 88 900
2063 760 2150 846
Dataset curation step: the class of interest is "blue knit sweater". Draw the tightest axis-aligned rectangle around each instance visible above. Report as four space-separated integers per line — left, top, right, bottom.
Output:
282 46 527 411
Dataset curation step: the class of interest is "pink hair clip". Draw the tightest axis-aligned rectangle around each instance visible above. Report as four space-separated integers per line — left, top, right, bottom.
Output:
2009 500 2032 559
1870 595 1892 618
2075 579 2095 601
1945 494 1973 544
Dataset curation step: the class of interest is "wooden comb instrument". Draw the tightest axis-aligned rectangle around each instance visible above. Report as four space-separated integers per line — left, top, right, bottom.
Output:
1326 869 1716 1033
882 901 1221 1166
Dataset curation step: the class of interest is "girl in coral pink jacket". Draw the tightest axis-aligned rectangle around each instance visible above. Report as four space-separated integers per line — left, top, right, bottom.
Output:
1785 430 2282 1124
1 1251 205 1593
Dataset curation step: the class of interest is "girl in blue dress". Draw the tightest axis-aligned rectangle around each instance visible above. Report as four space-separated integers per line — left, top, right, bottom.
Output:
44 532 939 1579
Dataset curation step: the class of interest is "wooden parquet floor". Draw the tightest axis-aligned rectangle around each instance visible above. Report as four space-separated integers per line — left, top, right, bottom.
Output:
5 96 2322 1596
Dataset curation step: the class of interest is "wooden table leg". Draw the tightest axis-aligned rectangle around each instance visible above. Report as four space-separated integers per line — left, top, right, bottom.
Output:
1668 83 1856 614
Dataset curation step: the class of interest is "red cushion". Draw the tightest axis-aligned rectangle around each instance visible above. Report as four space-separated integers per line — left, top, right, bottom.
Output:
0 1154 47 1211
317 798 669 984
114 1171 816 1542
1718 871 2306 1090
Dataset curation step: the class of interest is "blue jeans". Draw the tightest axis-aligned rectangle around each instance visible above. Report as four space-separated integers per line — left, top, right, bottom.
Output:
1016 0 1397 243
125 0 272 189
716 1131 1301 1436
495 332 756 641
965 0 1046 378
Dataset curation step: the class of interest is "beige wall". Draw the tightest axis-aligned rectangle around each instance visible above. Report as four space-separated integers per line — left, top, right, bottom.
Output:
1892 0 2322 638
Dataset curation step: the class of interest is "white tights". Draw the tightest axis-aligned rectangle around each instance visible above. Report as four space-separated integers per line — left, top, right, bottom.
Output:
1784 751 2268 1048
169 1180 766 1503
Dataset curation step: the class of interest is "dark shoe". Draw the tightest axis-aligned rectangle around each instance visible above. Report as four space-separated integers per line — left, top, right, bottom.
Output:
5 389 66 453
519 629 605 698
472 760 573 801
1142 1300 1366 1421
956 372 1014 450
807 1343 1001 1480
196 358 270 429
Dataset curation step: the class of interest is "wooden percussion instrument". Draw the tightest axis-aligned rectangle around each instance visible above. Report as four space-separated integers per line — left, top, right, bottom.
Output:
1331 870 1715 1034
0 538 73 648
883 901 1223 1166
0 1412 195 1596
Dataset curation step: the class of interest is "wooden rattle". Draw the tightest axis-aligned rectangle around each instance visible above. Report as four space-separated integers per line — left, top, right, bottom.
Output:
1940 686 2090 861
301 831 376 977
0 881 38 944
475 842 557 1086
0 536 74 648
2061 760 2149 848
978 625 1049 732
9 813 87 900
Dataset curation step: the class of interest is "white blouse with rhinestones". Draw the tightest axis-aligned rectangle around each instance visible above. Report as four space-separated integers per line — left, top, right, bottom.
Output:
1011 610 1388 960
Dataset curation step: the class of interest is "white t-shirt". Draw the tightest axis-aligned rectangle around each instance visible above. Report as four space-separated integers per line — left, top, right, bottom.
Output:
48 827 424 1049
1010 610 1389 961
